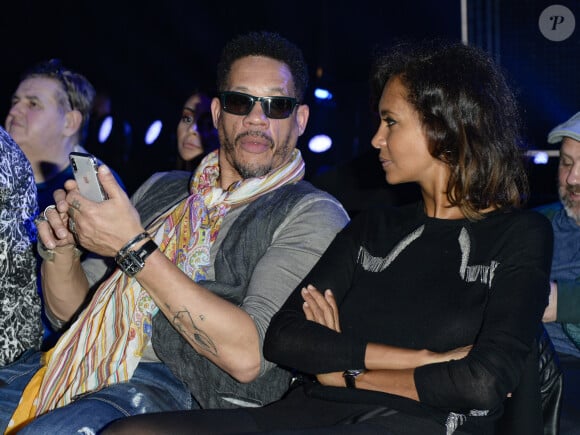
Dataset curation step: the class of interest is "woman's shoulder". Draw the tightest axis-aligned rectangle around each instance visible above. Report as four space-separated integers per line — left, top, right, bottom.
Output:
495 207 552 227
485 207 553 241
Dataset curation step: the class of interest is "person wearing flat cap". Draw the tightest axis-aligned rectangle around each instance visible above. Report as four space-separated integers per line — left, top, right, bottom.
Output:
538 112 580 358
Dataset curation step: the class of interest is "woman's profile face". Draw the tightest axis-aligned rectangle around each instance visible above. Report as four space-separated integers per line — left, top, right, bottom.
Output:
177 94 205 161
371 76 445 187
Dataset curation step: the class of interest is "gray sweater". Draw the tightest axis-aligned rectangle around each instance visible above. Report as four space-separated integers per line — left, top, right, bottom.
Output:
83 170 350 408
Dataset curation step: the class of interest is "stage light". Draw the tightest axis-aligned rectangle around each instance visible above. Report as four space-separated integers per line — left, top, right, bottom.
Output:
308 134 332 153
314 88 333 100
98 116 113 143
144 120 163 145
526 149 558 164
533 151 549 165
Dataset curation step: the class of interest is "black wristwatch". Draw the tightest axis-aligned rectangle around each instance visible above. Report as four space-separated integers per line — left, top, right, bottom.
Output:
115 239 158 277
342 369 365 389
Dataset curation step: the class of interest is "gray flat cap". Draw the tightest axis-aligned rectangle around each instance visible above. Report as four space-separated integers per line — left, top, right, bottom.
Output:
548 111 580 144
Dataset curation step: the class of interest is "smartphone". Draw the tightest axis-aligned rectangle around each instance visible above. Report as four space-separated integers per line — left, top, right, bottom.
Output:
69 152 108 202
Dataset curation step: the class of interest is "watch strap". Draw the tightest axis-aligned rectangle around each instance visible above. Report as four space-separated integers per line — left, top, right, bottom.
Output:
135 239 158 262
343 369 365 389
116 231 150 260
116 239 158 277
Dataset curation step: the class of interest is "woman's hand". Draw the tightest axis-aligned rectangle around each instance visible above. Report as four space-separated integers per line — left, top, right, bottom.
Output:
301 284 341 333
431 345 473 364
301 285 345 386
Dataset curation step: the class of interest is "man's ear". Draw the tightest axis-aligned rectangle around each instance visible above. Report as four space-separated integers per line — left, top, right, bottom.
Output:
296 104 309 136
63 110 83 138
211 97 221 129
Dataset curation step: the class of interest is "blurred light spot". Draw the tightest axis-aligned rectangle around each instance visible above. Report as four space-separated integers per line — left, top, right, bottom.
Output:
533 151 549 164
98 116 113 143
145 120 163 145
314 88 333 100
308 134 332 153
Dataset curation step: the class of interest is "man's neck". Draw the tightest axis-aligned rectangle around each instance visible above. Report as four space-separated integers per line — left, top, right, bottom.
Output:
29 141 76 183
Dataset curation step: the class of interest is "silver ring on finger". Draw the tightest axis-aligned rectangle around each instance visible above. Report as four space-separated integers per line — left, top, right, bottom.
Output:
43 204 57 220
34 216 47 227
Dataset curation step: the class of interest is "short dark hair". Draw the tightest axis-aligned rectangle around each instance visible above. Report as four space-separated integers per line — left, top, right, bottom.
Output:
371 39 528 219
216 31 308 102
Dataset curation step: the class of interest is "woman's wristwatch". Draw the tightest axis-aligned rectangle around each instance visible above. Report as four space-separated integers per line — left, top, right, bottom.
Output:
342 369 366 388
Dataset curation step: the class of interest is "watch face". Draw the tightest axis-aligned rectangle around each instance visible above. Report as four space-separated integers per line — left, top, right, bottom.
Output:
118 251 145 277
115 239 158 277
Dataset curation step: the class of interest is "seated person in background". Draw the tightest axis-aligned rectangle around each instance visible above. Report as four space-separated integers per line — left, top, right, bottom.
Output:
538 109 580 435
175 90 219 172
0 127 42 367
0 30 349 435
4 59 126 348
102 39 553 435
540 111 580 358
5 58 125 213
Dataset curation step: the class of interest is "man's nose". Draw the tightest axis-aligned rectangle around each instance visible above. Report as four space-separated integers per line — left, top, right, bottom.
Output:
567 164 580 185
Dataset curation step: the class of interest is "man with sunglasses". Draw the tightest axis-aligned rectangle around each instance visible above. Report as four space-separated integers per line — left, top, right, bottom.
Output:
4 60 126 350
0 32 349 434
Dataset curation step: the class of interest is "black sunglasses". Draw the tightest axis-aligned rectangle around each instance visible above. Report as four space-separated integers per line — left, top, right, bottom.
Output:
31 59 74 111
218 91 299 119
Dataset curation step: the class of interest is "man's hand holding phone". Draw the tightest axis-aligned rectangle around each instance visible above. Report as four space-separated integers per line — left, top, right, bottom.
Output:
62 161 144 258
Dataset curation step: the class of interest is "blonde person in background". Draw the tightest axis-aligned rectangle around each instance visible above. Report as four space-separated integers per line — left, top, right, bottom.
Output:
5 59 125 217
4 59 126 349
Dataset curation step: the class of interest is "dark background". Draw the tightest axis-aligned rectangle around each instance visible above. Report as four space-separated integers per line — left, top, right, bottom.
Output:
1 0 578 212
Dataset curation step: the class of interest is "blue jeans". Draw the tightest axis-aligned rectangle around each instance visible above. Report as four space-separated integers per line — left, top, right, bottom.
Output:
0 350 196 435
0 349 41 433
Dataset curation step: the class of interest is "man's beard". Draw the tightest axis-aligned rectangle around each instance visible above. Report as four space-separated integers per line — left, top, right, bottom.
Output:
219 128 291 179
560 184 580 224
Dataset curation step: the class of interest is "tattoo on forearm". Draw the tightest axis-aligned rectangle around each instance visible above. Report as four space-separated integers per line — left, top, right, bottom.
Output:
173 310 217 356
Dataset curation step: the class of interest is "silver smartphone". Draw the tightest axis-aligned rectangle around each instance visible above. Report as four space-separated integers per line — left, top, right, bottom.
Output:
69 152 108 202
